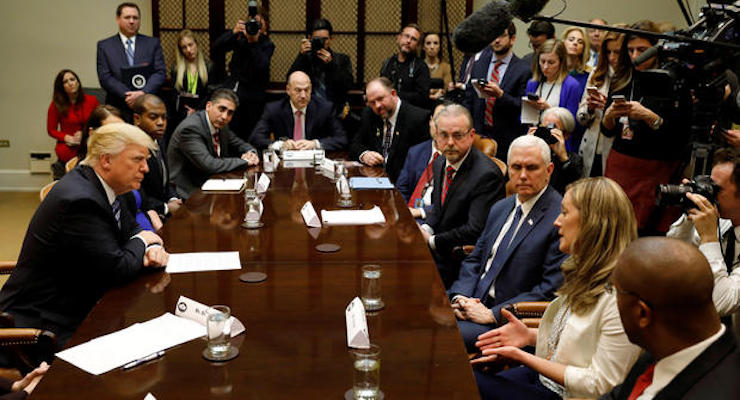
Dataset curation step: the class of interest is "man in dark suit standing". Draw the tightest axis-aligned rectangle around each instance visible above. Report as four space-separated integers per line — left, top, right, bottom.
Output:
351 77 430 182
448 135 566 352
464 22 531 161
168 89 259 198
250 71 347 151
602 237 740 400
96 3 166 117
132 94 182 220
419 104 505 287
0 123 169 351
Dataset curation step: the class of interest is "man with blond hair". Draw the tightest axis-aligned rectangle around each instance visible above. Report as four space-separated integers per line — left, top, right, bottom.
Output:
0 123 169 355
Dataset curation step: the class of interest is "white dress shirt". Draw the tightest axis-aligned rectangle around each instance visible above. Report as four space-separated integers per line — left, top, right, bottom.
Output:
119 32 136 54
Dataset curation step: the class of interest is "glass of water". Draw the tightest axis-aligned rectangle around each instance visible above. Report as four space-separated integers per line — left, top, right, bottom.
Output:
351 344 381 400
207 305 231 359
262 150 275 172
361 265 384 311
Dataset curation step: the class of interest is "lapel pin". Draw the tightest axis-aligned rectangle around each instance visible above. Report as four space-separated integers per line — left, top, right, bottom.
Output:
528 219 533 225
395 131 399 136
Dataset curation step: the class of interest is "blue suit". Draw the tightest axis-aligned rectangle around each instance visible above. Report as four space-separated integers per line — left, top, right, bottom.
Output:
96 33 166 111
449 186 566 351
463 48 532 160
396 139 434 209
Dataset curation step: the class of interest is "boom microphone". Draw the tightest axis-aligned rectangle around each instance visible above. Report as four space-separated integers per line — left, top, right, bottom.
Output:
632 45 660 67
509 0 551 22
453 0 513 54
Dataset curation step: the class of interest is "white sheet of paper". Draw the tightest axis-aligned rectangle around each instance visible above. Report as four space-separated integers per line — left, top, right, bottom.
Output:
321 206 386 226
165 251 241 274
174 295 245 336
282 149 324 161
301 201 321 228
520 97 540 125
144 393 157 400
56 313 205 375
201 179 246 191
256 173 271 193
346 297 370 349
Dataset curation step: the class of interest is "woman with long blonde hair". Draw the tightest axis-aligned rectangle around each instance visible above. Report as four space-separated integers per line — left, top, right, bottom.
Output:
471 177 641 399
171 29 213 119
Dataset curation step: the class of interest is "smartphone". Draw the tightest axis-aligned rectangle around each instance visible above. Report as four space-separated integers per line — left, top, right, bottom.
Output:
527 92 540 101
473 79 488 87
586 86 598 95
612 95 626 104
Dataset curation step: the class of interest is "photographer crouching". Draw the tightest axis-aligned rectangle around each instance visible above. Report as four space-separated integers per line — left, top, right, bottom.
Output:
665 147 740 334
526 107 583 194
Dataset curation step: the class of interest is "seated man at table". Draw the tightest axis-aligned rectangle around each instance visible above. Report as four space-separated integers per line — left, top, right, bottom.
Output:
350 77 430 182
448 135 566 352
167 88 259 198
419 104 505 287
0 123 169 352
250 71 347 151
603 237 740 399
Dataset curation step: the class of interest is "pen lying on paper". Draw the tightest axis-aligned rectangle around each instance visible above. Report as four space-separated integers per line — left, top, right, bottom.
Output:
122 350 165 370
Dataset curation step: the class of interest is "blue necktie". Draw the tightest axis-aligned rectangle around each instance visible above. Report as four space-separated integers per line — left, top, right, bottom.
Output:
474 205 523 299
126 38 134 66
112 198 121 229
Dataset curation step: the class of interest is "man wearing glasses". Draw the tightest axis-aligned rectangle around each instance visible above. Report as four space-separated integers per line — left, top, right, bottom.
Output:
380 24 431 109
420 104 505 288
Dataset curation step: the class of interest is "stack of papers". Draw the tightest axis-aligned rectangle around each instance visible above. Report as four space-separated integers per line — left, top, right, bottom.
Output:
349 177 394 190
201 179 246 191
321 206 386 226
56 313 205 375
520 97 539 125
166 251 242 274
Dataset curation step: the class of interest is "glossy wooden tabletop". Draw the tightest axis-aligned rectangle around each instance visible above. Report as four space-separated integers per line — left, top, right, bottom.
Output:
31 162 479 399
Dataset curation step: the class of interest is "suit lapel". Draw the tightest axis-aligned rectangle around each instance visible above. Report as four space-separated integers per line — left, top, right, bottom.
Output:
283 98 295 139
387 102 406 162
438 150 474 217
304 100 316 140
198 111 217 156
80 166 121 235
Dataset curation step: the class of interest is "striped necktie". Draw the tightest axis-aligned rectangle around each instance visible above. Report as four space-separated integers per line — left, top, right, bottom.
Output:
125 38 134 66
112 198 121 229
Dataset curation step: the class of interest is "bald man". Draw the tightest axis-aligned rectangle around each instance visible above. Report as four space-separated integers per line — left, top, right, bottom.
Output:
249 70 347 151
603 237 739 400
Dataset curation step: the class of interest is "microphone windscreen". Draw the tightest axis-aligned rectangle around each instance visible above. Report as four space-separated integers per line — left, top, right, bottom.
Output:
509 0 550 22
632 45 659 68
453 0 513 54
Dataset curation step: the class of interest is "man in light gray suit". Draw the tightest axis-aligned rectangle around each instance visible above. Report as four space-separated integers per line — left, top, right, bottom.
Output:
167 89 259 198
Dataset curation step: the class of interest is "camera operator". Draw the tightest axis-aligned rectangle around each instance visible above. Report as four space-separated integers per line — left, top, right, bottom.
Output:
667 147 740 331
287 18 353 118
214 9 274 141
526 106 583 194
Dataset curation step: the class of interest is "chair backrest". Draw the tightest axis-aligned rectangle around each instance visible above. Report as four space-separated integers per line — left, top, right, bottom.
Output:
65 156 78 173
473 134 498 159
39 181 57 202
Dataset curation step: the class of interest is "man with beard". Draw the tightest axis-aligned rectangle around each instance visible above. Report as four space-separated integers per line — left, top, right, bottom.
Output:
380 24 431 109
463 22 531 161
419 104 505 287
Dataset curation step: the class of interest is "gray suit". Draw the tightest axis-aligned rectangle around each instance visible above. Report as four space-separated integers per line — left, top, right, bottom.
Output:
167 110 256 198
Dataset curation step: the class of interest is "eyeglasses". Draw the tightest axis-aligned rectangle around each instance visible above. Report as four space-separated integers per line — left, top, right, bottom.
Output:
436 130 470 141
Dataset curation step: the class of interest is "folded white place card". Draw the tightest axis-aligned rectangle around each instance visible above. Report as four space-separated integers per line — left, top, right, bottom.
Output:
256 173 271 194
165 251 242 274
201 179 246 191
144 393 157 400
282 160 314 169
174 295 245 336
301 201 321 228
282 149 324 161
346 297 370 349
321 206 386 226
307 226 321 240
520 97 539 125
319 157 336 172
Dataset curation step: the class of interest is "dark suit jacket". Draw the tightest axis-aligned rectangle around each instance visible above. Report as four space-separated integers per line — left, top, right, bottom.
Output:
287 50 354 114
0 165 146 344
167 110 256 198
426 148 505 277
350 101 430 182
396 139 434 203
448 186 566 321
141 140 178 215
96 33 166 110
463 49 531 160
250 97 347 151
600 328 740 400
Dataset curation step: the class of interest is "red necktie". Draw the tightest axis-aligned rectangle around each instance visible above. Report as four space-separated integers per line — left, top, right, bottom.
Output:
484 61 503 127
627 363 656 400
441 165 455 205
293 110 303 141
408 152 439 207
212 130 220 156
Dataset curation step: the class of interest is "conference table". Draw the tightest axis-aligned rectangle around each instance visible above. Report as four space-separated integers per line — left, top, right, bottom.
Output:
32 160 480 399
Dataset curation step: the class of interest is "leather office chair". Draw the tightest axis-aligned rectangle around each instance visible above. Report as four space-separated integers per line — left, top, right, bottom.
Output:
473 134 498 159
39 181 57 202
502 301 550 328
64 157 78 173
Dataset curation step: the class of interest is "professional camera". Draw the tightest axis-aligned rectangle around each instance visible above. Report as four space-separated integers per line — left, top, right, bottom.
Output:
311 36 327 52
656 175 719 211
245 0 260 36
534 123 558 145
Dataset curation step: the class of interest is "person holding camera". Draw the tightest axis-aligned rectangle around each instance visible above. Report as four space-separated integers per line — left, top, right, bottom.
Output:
666 147 740 332
214 8 274 141
287 18 353 118
527 107 583 194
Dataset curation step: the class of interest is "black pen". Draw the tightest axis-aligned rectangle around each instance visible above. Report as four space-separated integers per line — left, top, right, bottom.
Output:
122 350 165 370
